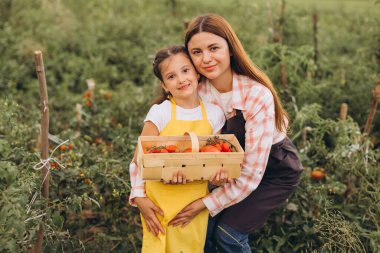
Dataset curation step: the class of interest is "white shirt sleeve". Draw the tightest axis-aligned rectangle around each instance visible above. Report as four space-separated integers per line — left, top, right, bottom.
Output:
205 103 226 134
144 101 171 132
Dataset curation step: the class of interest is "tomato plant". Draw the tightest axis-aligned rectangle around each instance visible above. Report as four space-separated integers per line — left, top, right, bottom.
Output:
1 0 379 252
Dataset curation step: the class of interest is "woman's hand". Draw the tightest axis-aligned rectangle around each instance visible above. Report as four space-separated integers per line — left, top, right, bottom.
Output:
168 199 206 227
163 170 193 184
134 197 165 236
209 168 234 186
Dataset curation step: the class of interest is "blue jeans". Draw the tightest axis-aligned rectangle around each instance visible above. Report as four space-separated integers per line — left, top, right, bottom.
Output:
204 215 251 253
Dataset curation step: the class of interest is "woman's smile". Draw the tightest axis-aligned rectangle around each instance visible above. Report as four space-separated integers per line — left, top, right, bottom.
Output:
203 65 217 72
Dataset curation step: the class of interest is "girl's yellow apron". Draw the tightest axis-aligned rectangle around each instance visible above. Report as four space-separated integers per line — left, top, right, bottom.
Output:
141 99 213 253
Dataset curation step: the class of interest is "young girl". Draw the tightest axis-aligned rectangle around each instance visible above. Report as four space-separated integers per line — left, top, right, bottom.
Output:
168 14 304 253
129 45 225 252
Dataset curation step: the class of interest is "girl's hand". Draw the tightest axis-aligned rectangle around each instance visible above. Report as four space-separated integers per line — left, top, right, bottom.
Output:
134 197 165 236
163 170 193 184
168 199 206 227
209 168 234 186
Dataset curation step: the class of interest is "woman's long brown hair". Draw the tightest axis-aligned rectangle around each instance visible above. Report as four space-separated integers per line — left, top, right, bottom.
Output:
185 14 289 132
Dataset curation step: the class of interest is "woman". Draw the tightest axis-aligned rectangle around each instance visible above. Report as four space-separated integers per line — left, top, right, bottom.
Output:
168 14 303 253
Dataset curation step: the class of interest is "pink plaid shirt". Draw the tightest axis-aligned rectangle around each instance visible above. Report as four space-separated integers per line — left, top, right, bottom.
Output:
198 73 287 216
129 73 287 216
129 161 144 206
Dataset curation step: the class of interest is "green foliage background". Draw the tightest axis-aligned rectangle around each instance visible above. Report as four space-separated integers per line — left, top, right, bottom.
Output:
0 0 379 252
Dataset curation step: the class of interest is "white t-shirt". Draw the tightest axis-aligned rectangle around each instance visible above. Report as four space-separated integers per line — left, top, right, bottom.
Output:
209 84 233 118
144 100 225 134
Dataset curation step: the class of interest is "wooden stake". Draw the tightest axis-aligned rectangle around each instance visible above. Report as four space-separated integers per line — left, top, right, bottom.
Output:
339 103 348 120
183 19 189 30
340 69 346 86
267 0 285 43
85 79 95 109
277 0 285 44
273 1 291 102
75 103 82 136
265 0 275 42
169 0 177 15
312 12 319 69
363 76 380 136
280 64 290 101
33 50 50 253
301 127 308 147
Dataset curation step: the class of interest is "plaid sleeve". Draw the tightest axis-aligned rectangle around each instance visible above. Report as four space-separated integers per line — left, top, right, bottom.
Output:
202 86 275 216
128 162 146 207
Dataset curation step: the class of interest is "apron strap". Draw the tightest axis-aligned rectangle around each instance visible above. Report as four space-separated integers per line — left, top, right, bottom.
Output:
170 99 177 120
199 100 208 122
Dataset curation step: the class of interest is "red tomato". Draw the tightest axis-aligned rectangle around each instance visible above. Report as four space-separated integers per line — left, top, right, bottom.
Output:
201 145 221 152
60 145 67 151
310 170 325 180
166 145 179 153
83 90 92 98
221 142 231 152
95 138 103 145
160 149 169 153
183 148 192 153
214 143 222 151
68 143 74 150
51 162 58 169
104 92 113 100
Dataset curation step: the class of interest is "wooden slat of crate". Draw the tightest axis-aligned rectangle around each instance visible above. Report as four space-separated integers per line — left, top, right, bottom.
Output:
141 165 241 181
143 156 243 167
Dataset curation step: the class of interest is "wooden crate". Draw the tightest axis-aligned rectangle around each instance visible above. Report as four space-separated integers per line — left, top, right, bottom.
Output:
137 132 244 180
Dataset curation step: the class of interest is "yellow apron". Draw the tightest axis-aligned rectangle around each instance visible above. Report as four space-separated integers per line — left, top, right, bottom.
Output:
141 99 213 253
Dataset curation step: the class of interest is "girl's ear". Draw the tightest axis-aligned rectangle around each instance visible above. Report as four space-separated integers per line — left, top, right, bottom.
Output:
160 81 168 93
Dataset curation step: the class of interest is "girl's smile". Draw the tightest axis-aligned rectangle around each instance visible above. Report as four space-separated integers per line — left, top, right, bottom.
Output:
178 83 191 90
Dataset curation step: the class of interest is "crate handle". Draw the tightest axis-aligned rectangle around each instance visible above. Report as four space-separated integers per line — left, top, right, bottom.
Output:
184 132 199 153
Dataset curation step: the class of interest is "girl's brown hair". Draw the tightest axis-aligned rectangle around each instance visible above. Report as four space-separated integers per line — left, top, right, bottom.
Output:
185 14 289 132
151 45 187 105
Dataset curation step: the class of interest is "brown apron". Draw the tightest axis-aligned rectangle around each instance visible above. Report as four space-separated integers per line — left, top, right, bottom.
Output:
216 110 303 233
